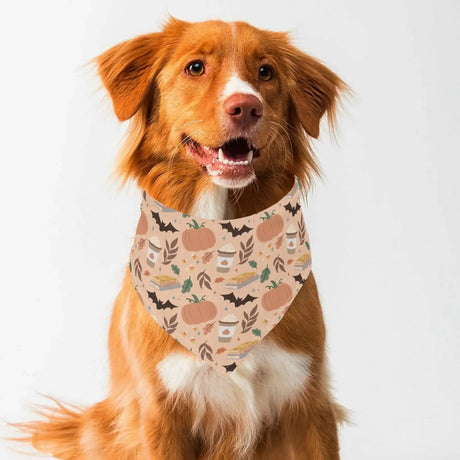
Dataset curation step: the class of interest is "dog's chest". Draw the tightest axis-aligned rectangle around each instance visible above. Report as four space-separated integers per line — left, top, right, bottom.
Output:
156 186 311 440
156 339 311 429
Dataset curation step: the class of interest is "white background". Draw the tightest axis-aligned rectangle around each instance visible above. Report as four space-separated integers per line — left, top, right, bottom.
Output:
1 1 459 459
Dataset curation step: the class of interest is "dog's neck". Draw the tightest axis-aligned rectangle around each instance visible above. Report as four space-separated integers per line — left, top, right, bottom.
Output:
191 184 230 220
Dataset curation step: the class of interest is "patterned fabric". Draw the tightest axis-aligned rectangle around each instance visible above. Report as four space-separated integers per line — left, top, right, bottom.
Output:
129 177 312 374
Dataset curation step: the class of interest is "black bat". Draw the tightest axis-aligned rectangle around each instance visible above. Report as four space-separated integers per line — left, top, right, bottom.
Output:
284 201 301 216
220 222 252 236
223 362 237 373
222 292 257 307
151 211 178 233
147 291 179 310
294 273 307 285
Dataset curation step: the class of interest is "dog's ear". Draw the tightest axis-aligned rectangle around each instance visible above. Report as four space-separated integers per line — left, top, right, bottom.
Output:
283 42 347 138
97 33 166 121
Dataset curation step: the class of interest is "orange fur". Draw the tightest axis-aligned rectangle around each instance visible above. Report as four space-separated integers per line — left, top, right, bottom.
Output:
16 18 348 459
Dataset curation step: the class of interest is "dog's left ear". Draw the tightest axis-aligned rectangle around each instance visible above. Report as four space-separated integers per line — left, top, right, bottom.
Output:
96 18 188 121
97 33 166 121
283 42 348 138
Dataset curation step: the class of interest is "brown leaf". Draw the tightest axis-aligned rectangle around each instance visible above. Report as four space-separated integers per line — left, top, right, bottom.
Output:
138 238 146 250
275 236 283 249
202 251 214 264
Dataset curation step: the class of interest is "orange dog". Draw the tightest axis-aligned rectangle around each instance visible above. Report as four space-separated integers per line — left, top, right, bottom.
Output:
20 18 347 459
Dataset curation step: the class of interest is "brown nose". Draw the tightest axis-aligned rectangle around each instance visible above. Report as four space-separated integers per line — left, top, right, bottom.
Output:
223 93 263 129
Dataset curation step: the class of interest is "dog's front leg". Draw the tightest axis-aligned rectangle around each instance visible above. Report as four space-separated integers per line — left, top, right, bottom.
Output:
140 403 198 460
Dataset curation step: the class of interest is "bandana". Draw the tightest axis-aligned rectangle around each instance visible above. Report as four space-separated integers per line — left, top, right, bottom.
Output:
129 177 312 374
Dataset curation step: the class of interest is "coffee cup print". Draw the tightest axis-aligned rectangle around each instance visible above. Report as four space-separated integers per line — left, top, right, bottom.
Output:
216 243 236 273
147 236 162 268
286 224 297 254
218 314 239 342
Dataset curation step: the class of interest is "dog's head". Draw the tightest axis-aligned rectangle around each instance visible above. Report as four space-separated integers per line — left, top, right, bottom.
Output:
97 18 346 194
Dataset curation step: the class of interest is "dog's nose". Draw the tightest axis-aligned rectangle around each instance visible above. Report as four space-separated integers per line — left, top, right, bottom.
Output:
223 93 263 128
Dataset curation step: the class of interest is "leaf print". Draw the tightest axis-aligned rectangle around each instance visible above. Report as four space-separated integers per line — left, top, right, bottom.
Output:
163 314 178 334
215 277 225 283
305 241 310 250
275 235 283 249
162 238 179 265
138 238 147 250
238 235 254 264
252 328 262 337
197 270 212 290
241 306 259 333
202 321 215 335
171 264 180 275
298 217 306 246
249 260 257 269
198 342 213 362
133 258 142 280
201 251 214 264
216 347 226 354
144 270 151 277
181 276 193 294
260 265 270 283
273 255 286 273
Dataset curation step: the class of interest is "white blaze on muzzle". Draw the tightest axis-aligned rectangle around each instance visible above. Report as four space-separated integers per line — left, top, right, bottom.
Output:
130 177 312 374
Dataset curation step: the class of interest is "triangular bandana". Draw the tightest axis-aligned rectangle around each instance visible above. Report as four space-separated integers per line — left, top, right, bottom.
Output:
130 178 312 374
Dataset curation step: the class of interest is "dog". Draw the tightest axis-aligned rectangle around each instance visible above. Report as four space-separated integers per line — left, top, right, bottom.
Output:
18 17 348 459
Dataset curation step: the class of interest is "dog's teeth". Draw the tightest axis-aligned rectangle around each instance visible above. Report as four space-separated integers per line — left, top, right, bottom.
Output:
242 160 248 165
247 150 253 162
223 159 229 165
229 160 235 165
218 148 225 163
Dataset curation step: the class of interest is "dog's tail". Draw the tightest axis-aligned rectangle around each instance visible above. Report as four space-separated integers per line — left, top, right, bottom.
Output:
11 397 88 459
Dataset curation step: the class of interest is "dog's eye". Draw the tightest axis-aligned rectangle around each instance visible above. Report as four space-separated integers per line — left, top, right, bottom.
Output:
186 60 205 76
259 65 273 81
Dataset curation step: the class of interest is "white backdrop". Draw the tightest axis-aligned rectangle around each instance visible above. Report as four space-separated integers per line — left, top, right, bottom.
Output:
1 1 459 459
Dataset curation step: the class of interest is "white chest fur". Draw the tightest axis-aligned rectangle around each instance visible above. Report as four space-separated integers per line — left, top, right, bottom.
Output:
157 340 311 452
156 184 312 451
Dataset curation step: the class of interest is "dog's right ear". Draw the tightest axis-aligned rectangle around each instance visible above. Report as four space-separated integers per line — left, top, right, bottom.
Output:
96 33 166 121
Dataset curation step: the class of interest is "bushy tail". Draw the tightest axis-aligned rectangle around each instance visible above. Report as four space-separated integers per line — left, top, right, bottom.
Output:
11 397 85 459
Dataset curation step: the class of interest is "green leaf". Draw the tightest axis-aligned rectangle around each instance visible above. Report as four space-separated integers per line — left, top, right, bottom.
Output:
171 264 180 275
182 276 193 294
252 328 262 337
260 265 270 283
271 280 278 288
129 261 132 272
192 294 200 303
249 260 257 269
191 219 199 229
182 213 190 218
305 241 310 250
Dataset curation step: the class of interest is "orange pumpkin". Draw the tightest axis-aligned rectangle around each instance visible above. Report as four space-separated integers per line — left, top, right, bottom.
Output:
136 210 148 235
262 283 293 311
256 213 283 242
182 220 216 251
182 298 217 324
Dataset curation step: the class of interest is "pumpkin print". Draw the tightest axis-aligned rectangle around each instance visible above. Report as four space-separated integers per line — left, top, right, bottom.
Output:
182 219 216 251
181 294 217 324
136 210 148 235
130 177 312 373
256 211 283 242
261 281 293 311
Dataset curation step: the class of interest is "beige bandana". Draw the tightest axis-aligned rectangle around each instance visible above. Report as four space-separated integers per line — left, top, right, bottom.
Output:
130 178 312 374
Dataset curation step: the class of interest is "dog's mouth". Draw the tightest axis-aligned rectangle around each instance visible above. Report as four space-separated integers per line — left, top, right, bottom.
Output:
184 136 261 188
